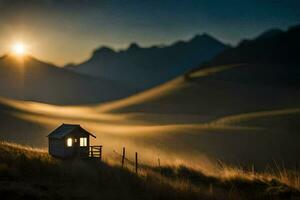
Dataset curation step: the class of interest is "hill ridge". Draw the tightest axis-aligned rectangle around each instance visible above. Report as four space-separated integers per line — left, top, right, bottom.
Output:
0 55 133 104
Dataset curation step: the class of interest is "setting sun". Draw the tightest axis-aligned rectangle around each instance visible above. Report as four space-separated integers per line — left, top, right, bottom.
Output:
11 42 26 56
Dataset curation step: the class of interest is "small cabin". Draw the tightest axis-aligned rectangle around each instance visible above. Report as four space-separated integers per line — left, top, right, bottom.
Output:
47 124 98 158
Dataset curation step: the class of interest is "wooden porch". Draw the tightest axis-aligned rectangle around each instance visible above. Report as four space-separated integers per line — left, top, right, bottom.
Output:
89 145 102 159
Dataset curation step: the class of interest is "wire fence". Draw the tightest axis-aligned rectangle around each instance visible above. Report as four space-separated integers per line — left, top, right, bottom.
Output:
111 147 153 174
112 150 135 166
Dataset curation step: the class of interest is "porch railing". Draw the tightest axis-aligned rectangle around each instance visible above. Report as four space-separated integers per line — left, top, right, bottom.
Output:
89 145 102 159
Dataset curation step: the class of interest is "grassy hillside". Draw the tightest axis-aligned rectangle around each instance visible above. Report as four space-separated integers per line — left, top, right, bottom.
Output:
1 141 299 200
0 141 204 200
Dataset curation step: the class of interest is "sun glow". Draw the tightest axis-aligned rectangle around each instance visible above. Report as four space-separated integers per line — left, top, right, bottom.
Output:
11 42 26 56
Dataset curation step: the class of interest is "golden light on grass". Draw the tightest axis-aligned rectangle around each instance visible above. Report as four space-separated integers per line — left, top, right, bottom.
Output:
11 42 26 56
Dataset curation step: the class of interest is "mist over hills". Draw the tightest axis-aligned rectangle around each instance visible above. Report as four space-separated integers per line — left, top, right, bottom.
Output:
0 55 133 104
67 34 229 89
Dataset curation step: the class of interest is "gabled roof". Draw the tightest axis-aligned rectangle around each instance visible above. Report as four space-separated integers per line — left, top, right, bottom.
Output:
47 124 96 139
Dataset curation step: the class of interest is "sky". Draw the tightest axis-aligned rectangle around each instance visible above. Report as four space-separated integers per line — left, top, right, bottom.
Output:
0 0 299 66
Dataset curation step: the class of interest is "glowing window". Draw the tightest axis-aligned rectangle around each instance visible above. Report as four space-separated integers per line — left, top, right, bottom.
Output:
80 137 87 147
67 138 72 147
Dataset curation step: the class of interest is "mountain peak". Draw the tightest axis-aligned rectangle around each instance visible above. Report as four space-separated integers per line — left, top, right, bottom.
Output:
190 33 221 44
128 43 141 50
92 46 115 57
193 33 211 38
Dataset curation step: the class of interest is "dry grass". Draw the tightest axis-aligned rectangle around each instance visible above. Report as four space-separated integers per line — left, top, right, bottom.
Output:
149 164 300 199
0 141 207 200
219 163 300 191
1 141 299 200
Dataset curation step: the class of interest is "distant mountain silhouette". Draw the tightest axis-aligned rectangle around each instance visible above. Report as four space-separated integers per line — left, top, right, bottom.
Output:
68 34 229 89
210 25 300 65
254 28 284 40
186 25 300 86
0 55 133 104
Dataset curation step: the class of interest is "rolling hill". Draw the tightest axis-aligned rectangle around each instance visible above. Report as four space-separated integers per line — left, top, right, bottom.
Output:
0 55 133 104
68 34 228 89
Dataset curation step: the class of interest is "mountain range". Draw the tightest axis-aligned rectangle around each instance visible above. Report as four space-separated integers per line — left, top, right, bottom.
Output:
67 34 229 89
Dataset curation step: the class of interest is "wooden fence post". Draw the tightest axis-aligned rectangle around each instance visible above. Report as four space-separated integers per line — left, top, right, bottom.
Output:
122 147 125 167
99 146 102 160
158 157 160 167
135 152 138 174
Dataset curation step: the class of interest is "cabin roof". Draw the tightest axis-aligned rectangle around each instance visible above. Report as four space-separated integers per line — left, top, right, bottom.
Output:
47 124 96 139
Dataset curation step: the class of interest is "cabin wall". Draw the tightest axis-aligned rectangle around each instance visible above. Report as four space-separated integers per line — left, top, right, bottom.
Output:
49 138 65 157
64 144 75 157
